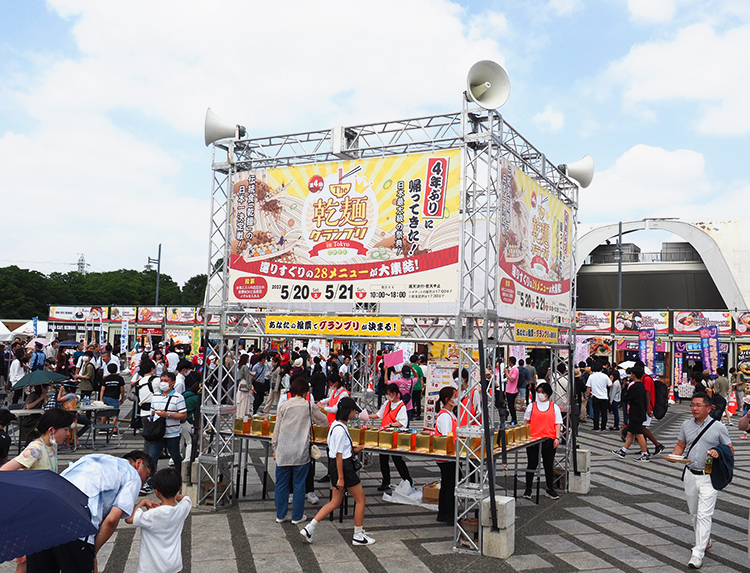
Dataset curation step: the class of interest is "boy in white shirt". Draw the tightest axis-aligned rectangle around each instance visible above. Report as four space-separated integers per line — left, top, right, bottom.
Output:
126 467 191 573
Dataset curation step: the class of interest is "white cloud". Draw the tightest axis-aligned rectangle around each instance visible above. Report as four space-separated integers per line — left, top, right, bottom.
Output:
3 0 509 283
532 104 565 132
627 0 675 23
605 23 750 135
548 0 584 16
580 144 711 223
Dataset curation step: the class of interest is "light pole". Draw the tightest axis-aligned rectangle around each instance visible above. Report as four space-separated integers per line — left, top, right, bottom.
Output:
146 244 162 306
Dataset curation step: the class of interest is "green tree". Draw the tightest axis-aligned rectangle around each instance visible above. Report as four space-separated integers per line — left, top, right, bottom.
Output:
182 274 207 306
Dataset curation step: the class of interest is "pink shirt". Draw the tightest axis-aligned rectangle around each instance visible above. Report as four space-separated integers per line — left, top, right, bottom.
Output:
506 367 519 393
392 377 415 411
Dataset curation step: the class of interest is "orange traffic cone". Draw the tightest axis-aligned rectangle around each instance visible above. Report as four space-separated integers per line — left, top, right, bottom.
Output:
366 380 375 393
728 392 737 415
668 385 676 405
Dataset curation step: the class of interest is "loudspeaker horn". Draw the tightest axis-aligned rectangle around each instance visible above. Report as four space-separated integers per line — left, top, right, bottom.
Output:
559 155 594 188
466 60 510 110
204 108 246 146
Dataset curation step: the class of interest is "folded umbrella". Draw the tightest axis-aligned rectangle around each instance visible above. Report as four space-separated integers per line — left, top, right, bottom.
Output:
0 470 97 562
11 371 68 390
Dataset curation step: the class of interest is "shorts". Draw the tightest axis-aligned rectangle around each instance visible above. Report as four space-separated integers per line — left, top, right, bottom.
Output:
328 456 361 489
642 414 652 427
627 420 644 435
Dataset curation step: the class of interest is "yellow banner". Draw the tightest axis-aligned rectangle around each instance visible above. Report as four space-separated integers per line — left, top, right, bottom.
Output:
191 326 201 355
514 323 559 344
265 316 401 337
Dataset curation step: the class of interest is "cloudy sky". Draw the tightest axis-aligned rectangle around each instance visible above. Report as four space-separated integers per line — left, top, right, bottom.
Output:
1 0 747 284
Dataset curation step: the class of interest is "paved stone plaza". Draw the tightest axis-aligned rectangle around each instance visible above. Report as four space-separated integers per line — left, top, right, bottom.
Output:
3 402 749 572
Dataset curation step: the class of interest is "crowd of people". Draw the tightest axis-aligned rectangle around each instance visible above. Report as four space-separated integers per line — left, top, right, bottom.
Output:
2 335 748 570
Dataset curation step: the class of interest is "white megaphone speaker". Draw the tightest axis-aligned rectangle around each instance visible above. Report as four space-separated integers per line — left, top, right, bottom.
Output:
466 60 510 110
204 108 246 146
559 155 595 188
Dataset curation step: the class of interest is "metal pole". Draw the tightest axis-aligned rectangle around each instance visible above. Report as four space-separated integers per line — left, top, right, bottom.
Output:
155 243 161 306
616 222 622 310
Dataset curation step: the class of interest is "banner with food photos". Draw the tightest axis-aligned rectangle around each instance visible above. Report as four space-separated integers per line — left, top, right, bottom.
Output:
497 157 573 320
227 150 461 310
673 311 732 336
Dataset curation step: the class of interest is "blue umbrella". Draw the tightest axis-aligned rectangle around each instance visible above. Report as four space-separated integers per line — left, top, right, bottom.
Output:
58 340 81 348
0 470 97 562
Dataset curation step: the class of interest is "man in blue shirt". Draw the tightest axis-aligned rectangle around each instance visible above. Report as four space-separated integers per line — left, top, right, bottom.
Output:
26 450 155 573
29 343 47 372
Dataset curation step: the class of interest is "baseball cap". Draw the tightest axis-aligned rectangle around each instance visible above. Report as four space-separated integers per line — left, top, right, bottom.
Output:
336 397 362 413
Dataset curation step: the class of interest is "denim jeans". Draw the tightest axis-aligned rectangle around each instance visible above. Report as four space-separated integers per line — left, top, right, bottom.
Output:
610 400 620 428
102 396 120 409
275 464 309 521
147 436 182 471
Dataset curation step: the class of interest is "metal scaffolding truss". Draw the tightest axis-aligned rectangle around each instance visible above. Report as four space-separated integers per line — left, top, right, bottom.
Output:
198 104 579 539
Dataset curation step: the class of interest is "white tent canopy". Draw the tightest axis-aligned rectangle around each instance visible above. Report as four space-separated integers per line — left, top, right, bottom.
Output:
11 320 49 337
0 321 11 342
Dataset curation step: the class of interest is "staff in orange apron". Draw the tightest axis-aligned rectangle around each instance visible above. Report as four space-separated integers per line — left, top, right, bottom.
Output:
522 382 562 500
433 386 457 525
367 383 413 491
319 375 350 425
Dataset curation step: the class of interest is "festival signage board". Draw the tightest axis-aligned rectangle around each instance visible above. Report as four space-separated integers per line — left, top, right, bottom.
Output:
638 328 656 372
613 311 669 334
498 158 573 319
264 316 401 338
673 311 731 335
674 341 729 354
737 345 750 377
576 311 612 333
197 308 221 326
136 307 165 324
49 306 108 322
109 307 137 322
167 307 196 324
699 326 720 376
227 150 461 311
616 339 666 352
513 323 559 345
164 328 193 345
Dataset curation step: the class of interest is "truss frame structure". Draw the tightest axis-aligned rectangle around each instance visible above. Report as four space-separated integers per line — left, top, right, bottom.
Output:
199 104 580 553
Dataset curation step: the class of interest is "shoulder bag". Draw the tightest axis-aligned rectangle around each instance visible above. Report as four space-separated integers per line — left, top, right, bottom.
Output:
681 418 716 480
308 401 322 460
142 395 174 442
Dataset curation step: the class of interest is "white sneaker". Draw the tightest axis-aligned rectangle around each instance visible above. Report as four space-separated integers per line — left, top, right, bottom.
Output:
300 525 313 543
688 555 702 569
306 492 320 504
292 514 307 525
275 515 291 523
352 531 376 546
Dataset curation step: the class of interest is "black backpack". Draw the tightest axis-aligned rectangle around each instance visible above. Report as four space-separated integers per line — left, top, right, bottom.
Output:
652 377 669 420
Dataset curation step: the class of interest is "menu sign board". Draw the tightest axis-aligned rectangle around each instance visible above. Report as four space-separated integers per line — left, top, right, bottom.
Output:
673 311 731 335
613 311 669 334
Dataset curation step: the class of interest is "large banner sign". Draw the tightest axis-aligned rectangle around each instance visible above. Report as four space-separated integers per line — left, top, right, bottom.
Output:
674 311 731 335
614 311 669 334
167 307 196 324
227 150 461 309
497 158 572 319
265 316 401 338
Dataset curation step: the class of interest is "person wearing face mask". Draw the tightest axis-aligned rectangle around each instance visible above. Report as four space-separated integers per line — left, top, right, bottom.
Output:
522 382 562 500
147 372 187 477
433 386 458 525
366 383 413 491
1 409 75 472
74 350 97 399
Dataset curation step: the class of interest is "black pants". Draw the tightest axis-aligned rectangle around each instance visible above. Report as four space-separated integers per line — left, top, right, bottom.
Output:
305 459 315 493
525 437 557 492
412 388 422 418
27 539 95 573
592 397 609 430
437 461 456 524
379 453 412 486
506 392 518 424
252 381 267 414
